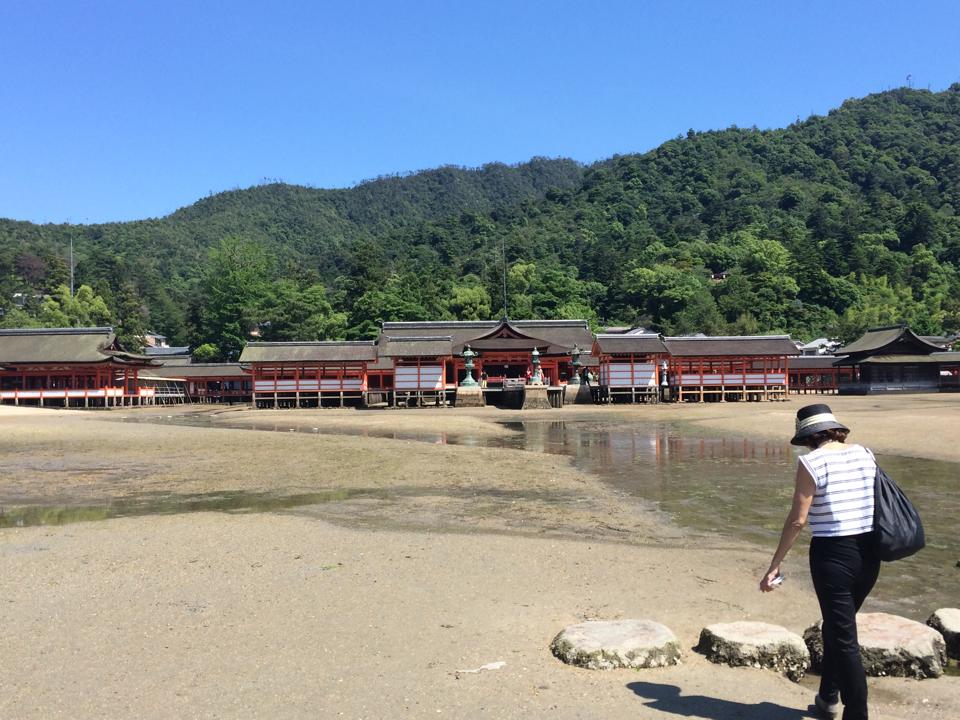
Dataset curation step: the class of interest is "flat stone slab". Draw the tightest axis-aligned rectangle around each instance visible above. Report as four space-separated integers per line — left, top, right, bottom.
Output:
551 619 681 670
696 621 810 681
804 612 946 679
927 608 960 660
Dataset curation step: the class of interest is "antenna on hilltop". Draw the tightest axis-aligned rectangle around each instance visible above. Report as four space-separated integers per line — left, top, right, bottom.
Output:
70 237 75 297
906 74 913 88
501 234 509 321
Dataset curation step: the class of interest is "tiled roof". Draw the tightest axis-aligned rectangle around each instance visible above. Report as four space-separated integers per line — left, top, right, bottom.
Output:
834 352 960 366
149 363 249 378
663 335 800 357
594 334 668 355
378 336 454 358
838 325 945 356
0 327 154 364
380 319 593 354
239 341 377 363
143 346 191 356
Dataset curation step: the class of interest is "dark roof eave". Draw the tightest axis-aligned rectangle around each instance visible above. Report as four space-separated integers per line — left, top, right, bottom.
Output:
838 325 946 355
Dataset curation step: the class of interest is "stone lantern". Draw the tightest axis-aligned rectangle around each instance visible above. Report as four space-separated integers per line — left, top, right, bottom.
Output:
460 345 478 387
569 344 582 385
530 347 544 385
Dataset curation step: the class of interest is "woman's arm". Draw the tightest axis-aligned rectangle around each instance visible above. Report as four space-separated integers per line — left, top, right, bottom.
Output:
759 462 816 592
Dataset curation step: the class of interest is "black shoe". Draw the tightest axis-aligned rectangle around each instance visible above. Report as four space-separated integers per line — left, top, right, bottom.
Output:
814 693 840 718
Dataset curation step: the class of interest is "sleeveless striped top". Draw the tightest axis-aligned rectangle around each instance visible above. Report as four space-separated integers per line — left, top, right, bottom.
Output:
799 444 876 537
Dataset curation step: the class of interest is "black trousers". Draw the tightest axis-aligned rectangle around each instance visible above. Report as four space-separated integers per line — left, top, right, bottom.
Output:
809 533 880 720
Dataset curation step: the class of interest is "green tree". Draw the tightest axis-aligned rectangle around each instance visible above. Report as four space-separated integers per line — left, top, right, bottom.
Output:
198 237 270 360
37 284 112 327
347 272 447 338
448 278 493 320
113 281 148 350
192 343 219 362
259 280 347 341
0 306 42 329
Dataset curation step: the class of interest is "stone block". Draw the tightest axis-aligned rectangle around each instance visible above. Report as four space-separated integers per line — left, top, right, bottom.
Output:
550 619 681 670
804 612 947 679
521 385 551 410
696 621 810 681
564 383 593 405
454 387 484 407
927 608 960 660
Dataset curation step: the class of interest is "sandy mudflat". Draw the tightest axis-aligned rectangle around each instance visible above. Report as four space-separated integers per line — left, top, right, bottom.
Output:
1 397 957 719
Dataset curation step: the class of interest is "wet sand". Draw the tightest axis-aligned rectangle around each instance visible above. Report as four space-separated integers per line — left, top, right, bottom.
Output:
1 398 957 719
220 392 960 464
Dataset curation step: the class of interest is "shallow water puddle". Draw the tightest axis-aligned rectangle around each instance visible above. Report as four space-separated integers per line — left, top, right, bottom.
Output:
0 488 384 529
0 483 577 530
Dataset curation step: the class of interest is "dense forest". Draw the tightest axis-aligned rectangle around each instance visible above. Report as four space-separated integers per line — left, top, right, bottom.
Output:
2 86 960 359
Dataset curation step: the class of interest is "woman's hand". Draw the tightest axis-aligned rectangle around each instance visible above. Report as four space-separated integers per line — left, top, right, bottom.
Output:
759 566 781 593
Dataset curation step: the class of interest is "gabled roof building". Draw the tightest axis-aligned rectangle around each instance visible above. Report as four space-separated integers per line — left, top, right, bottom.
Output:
661 335 799 402
834 325 960 394
0 327 157 407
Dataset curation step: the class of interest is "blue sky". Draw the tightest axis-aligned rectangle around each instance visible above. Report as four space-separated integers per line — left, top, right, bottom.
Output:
1 1 958 224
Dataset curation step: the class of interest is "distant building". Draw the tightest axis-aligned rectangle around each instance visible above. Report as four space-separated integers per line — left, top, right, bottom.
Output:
142 331 169 348
239 319 595 408
660 335 798 402
592 332 667 403
0 327 157 407
797 337 841 356
788 355 852 394
834 325 960 394
145 363 252 404
2 321 845 408
143 345 192 365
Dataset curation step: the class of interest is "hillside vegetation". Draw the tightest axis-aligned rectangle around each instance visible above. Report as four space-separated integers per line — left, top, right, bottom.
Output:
3 86 960 357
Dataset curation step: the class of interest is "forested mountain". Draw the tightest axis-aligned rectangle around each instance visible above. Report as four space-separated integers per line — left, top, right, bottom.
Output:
3 86 960 358
0 158 584 352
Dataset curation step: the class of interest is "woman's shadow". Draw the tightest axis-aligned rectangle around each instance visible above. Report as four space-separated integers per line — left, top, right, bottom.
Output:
627 681 814 719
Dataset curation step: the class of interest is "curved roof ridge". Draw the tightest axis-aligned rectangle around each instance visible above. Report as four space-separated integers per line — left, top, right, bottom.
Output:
245 340 375 347
0 326 114 336
662 334 793 340
383 335 454 342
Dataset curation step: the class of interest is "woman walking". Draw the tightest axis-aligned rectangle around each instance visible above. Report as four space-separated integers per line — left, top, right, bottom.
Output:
760 404 880 720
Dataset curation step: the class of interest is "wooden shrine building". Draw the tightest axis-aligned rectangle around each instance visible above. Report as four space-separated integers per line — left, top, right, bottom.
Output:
147 363 253 404
592 332 669 403
379 319 595 406
661 335 798 402
833 325 960 394
376 334 456 406
239 341 377 408
1 322 838 410
787 355 853 394
0 327 157 407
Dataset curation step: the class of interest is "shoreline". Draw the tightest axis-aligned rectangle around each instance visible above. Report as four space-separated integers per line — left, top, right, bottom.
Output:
6 391 960 462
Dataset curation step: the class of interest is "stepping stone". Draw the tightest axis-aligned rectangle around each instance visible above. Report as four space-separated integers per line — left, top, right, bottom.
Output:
927 608 960 660
804 612 947 679
696 621 810 682
550 619 681 670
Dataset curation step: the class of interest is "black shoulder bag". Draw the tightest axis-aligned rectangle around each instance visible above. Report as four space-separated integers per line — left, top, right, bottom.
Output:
873 464 925 562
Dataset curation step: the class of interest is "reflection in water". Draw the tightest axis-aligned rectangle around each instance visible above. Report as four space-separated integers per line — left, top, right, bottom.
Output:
505 420 958 619
10 412 959 619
